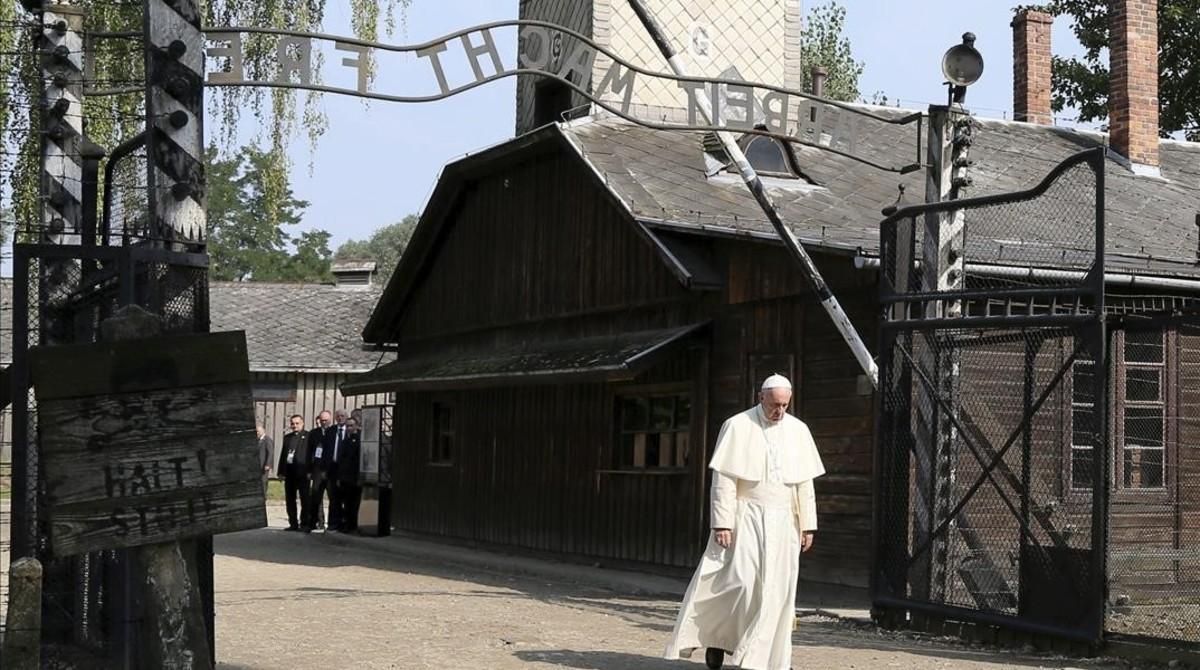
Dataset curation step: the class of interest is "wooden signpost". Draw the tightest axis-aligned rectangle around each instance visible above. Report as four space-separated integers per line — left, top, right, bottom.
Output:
30 330 266 557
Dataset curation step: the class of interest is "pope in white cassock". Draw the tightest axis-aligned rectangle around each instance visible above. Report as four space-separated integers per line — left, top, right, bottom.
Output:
664 374 824 670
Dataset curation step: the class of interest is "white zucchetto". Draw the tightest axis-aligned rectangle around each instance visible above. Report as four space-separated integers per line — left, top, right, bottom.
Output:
760 374 792 391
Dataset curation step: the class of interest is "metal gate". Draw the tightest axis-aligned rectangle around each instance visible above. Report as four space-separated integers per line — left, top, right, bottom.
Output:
871 148 1108 642
7 241 211 665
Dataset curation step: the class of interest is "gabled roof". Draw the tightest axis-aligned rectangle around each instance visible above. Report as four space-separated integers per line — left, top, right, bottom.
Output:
365 108 1200 344
210 281 386 373
562 110 1200 279
363 125 712 344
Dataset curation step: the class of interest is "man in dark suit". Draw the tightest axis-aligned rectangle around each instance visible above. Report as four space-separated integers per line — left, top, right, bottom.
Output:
332 416 363 533
323 409 352 531
256 424 274 494
277 415 309 531
304 410 336 532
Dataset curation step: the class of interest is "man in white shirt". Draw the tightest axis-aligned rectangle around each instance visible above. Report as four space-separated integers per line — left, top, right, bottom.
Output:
665 374 824 670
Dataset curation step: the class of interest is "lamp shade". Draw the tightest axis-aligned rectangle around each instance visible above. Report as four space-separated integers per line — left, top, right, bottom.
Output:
942 33 984 87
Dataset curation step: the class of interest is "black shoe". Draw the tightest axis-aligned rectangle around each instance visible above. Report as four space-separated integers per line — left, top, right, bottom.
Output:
705 648 724 669
285 525 300 532
301 526 313 533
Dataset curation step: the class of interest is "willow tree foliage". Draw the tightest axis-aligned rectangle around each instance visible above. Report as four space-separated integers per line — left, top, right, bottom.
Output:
0 0 410 241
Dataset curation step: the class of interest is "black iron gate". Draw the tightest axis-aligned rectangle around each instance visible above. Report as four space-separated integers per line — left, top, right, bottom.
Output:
8 241 211 665
871 148 1108 642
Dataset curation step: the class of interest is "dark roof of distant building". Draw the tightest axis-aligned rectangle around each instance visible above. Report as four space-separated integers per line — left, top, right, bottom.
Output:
210 281 387 373
0 277 385 372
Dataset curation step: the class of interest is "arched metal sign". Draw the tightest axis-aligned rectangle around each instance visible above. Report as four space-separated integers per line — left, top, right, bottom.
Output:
201 20 923 174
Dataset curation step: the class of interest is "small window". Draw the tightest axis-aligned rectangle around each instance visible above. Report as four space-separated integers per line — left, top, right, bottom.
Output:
615 391 691 469
1069 358 1096 490
1121 330 1166 490
722 131 806 180
430 402 454 465
744 136 793 175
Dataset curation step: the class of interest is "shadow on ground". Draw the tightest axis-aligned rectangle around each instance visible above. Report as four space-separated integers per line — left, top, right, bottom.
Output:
514 649 677 669
217 526 1156 670
216 526 679 636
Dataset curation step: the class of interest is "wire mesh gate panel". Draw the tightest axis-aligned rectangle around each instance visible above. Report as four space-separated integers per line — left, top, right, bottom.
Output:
872 148 1108 642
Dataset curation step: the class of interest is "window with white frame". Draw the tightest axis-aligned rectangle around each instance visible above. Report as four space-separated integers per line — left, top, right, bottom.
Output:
1119 330 1166 489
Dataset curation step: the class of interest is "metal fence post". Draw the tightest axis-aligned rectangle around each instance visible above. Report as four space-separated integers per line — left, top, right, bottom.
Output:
143 0 205 245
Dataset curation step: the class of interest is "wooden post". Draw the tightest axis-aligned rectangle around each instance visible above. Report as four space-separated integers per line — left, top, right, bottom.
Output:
2 557 43 670
135 543 212 670
102 305 213 670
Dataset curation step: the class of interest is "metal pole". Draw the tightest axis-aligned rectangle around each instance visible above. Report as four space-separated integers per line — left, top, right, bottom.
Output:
913 103 972 602
624 0 878 388
16 0 88 558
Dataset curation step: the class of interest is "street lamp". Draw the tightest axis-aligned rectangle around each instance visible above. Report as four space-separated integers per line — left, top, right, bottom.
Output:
942 32 984 104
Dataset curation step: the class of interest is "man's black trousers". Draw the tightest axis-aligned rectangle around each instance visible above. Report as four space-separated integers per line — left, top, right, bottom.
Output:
283 464 310 529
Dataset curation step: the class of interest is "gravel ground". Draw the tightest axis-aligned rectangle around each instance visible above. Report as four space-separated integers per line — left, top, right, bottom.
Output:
211 508 1177 670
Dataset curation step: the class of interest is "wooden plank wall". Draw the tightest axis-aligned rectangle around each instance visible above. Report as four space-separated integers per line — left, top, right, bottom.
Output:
391 374 706 568
394 150 688 343
717 243 878 588
381 150 887 587
252 370 391 476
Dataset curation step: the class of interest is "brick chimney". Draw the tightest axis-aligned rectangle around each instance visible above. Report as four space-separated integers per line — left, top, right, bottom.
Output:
1109 0 1159 170
1012 9 1053 125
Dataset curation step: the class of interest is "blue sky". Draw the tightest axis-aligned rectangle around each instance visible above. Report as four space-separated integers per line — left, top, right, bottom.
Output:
224 0 1091 253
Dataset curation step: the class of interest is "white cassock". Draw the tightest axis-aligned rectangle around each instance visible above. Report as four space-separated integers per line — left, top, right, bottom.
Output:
664 405 825 670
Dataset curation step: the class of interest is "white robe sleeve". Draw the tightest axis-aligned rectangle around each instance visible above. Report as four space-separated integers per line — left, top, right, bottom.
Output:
711 470 738 530
795 479 817 532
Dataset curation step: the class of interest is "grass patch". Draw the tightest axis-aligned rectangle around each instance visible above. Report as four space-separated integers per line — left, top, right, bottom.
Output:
266 478 285 502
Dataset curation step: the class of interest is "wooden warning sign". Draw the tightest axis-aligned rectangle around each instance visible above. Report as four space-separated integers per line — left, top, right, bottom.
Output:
31 331 267 556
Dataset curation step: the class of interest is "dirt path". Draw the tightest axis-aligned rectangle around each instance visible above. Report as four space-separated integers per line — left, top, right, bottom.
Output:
212 514 1160 670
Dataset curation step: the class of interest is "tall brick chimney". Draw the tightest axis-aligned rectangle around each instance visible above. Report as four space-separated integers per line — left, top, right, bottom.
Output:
1012 9 1053 125
1109 0 1159 170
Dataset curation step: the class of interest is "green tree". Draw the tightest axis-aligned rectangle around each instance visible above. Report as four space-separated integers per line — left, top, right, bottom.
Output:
334 215 419 277
207 145 331 282
281 229 335 283
1046 0 1200 139
0 1 411 232
801 1 864 102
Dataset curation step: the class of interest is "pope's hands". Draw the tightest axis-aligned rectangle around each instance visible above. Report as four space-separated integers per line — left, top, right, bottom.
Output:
714 529 733 549
801 531 815 553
